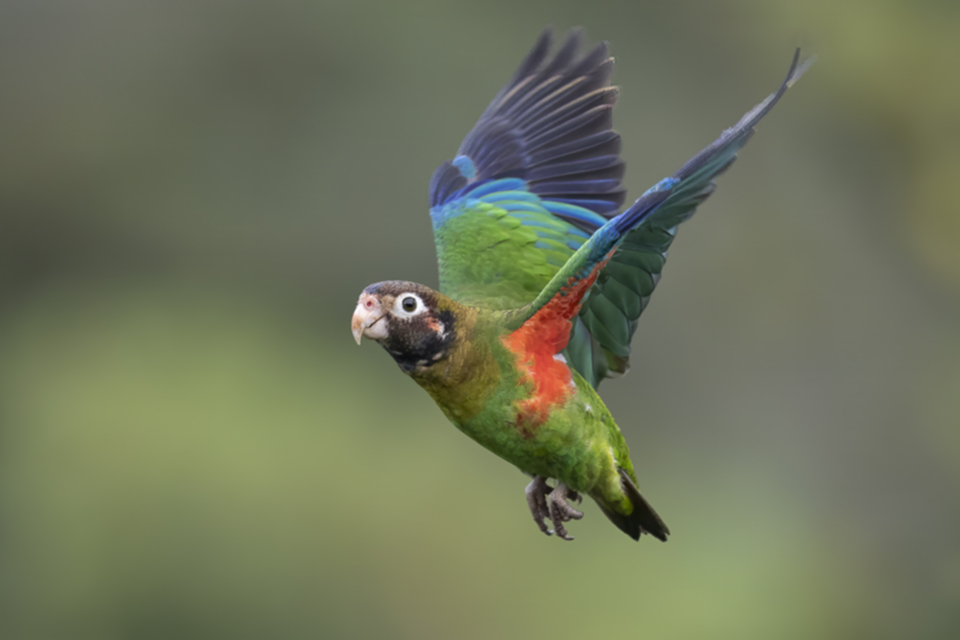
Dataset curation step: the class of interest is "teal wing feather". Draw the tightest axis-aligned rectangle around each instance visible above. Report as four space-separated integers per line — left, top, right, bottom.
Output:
505 177 679 332
514 50 813 386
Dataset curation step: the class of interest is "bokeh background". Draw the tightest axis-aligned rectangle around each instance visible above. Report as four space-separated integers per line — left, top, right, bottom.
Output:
2 0 959 638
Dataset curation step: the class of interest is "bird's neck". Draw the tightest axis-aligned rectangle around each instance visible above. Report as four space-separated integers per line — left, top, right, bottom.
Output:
409 310 503 425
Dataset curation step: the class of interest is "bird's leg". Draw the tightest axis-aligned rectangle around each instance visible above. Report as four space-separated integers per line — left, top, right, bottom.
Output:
524 475 553 536
547 482 584 541
525 477 585 540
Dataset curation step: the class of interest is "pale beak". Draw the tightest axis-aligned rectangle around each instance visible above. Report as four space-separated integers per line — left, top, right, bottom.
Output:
351 293 389 345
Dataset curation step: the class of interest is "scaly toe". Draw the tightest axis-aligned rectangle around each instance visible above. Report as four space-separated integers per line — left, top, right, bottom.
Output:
524 476 553 536
549 484 584 521
547 483 583 540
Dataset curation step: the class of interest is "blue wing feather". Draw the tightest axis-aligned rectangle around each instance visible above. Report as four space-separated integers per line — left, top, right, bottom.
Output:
429 29 626 229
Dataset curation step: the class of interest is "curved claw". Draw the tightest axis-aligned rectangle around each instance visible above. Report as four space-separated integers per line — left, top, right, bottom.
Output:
525 476 553 536
548 483 583 540
524 476 584 541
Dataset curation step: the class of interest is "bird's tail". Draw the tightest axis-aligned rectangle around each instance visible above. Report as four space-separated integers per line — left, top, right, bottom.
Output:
594 468 670 542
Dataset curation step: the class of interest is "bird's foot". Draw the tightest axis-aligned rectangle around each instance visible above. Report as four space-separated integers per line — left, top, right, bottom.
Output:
525 476 552 535
524 476 583 541
547 482 584 540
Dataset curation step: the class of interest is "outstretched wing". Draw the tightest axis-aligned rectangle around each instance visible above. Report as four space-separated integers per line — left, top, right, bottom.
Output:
506 49 813 387
430 29 624 310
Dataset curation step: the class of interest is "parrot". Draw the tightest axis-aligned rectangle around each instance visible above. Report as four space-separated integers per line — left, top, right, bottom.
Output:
351 29 811 541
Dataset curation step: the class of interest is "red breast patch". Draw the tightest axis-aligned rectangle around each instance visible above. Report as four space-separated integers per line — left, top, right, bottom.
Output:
501 252 613 431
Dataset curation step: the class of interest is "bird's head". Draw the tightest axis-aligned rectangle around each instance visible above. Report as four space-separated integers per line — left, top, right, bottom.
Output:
351 281 459 373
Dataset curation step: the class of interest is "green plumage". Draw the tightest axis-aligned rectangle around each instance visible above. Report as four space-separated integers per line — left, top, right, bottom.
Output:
403 293 648 532
353 30 810 540
433 199 584 310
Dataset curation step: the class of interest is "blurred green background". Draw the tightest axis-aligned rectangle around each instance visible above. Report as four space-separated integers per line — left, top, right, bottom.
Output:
2 0 959 638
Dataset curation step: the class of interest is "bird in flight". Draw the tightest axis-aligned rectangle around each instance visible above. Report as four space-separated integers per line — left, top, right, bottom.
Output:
352 29 811 541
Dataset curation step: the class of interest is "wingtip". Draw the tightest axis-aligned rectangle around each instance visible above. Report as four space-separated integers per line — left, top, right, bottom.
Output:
535 25 553 47
564 25 587 43
787 50 817 88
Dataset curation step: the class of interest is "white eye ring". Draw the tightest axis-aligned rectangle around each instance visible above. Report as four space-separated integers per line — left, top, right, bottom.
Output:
394 293 426 318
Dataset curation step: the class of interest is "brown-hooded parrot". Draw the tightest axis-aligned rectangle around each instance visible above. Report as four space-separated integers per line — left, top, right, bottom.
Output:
351 29 812 541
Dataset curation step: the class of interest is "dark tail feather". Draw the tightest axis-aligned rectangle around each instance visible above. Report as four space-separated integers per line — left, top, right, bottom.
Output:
596 468 670 542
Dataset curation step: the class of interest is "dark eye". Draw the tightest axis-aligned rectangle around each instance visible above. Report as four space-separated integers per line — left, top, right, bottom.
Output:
401 296 417 312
